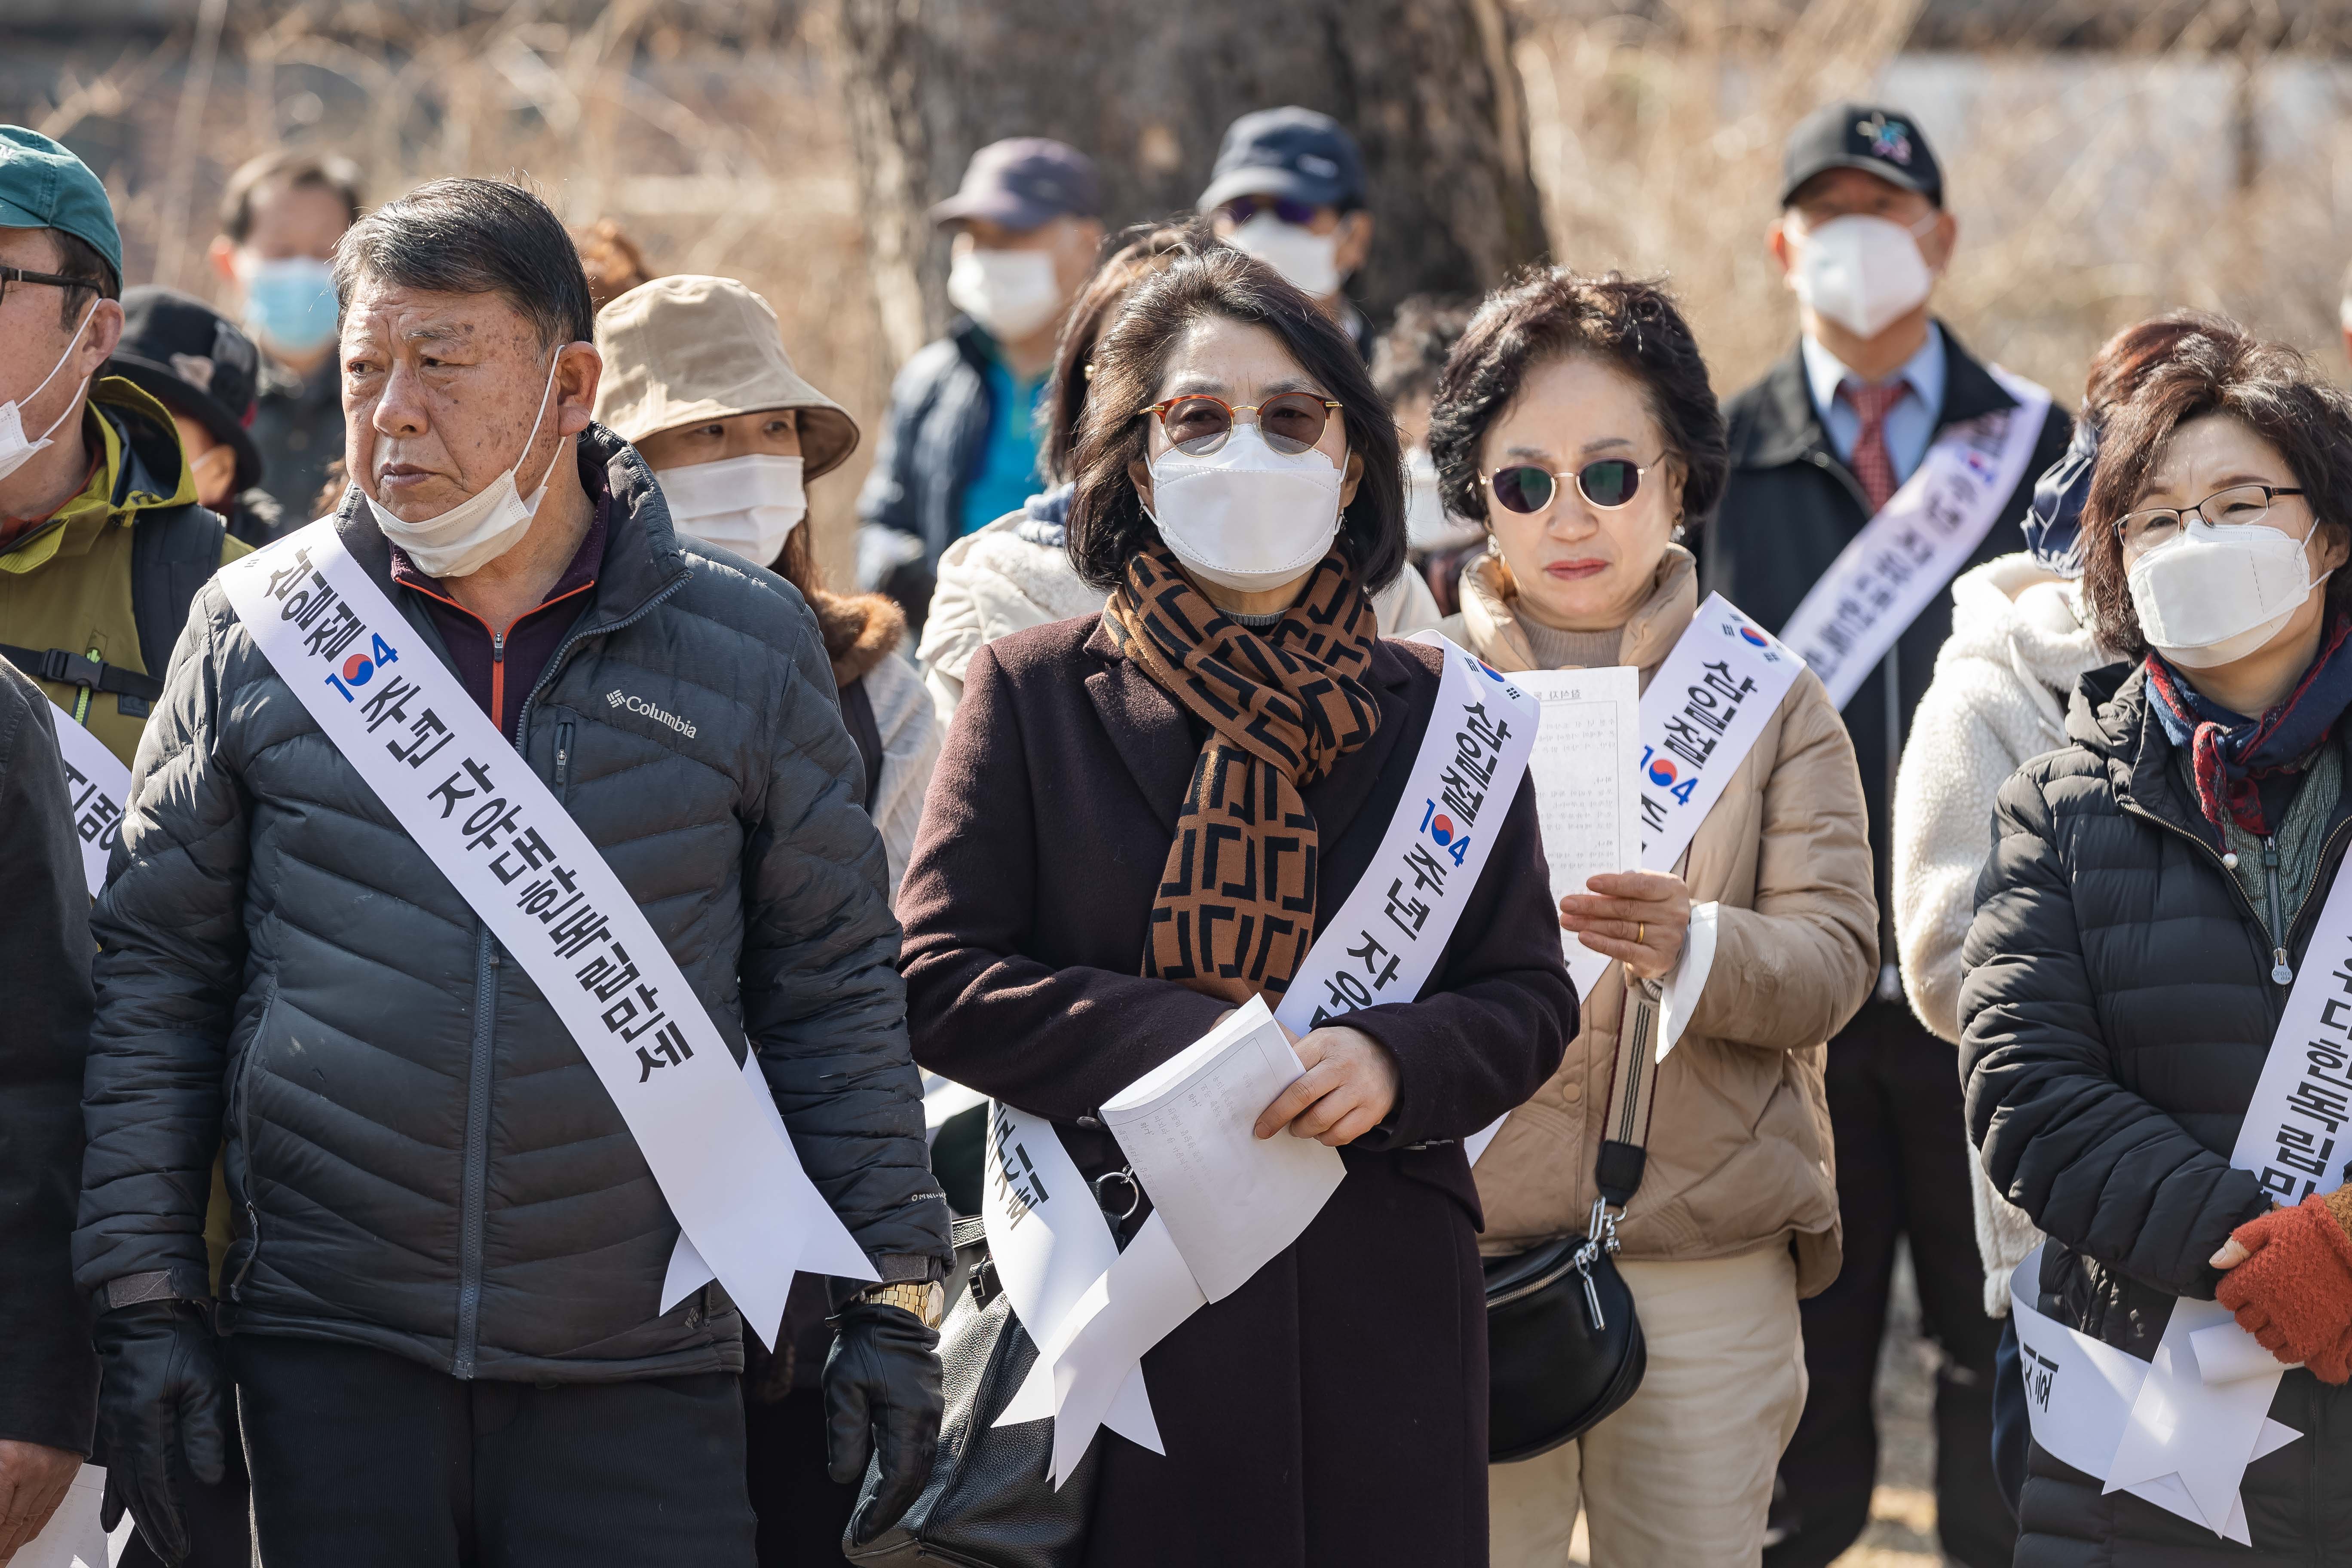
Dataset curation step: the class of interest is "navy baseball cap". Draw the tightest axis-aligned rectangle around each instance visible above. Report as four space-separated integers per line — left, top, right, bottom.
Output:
109 287 266 492
0 126 123 284
1779 102 1943 208
1198 107 1366 214
930 138 1101 231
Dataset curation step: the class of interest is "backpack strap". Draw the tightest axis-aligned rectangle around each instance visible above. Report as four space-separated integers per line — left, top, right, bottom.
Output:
837 674 886 810
1593 977 1664 1216
129 500 228 701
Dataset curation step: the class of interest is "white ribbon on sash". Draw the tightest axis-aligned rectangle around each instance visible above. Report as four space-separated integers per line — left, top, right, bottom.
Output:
218 519 875 1347
989 633 1537 1485
44 702 130 898
1778 368 2055 710
2009 1250 2300 1544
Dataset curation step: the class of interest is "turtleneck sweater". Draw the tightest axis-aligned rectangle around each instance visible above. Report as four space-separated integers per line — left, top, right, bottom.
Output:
1514 610 1624 671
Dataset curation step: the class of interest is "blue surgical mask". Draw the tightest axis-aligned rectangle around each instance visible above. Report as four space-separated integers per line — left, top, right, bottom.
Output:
242 256 339 357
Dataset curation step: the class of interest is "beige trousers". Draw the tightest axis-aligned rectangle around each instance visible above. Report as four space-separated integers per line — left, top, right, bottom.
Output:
1488 1245 1807 1568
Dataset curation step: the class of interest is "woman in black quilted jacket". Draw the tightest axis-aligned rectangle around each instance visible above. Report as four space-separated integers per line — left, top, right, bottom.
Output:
1961 318 2352 1564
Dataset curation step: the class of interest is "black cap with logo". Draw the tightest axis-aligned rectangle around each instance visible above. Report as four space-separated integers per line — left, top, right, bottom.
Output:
1197 107 1367 214
1779 102 1943 209
107 286 266 493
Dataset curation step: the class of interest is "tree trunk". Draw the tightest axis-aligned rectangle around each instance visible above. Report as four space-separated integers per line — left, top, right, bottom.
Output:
827 0 1544 364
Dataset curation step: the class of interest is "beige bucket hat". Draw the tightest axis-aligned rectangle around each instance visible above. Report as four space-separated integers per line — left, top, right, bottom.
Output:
593 274 860 481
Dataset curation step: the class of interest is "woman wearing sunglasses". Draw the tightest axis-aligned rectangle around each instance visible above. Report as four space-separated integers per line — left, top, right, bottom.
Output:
1963 322 2352 1564
896 246 1575 1566
1429 270 1877 1567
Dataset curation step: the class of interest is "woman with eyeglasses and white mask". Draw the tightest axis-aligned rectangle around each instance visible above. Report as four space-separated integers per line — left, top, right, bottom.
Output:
1431 270 1877 1567
1963 323 2352 1564
595 275 937 895
896 246 1574 1566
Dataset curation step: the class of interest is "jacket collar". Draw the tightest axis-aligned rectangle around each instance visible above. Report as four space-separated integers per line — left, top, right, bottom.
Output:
1733 319 2019 473
1082 610 1421 847
340 423 692 655
1456 544 1700 677
0 379 199 573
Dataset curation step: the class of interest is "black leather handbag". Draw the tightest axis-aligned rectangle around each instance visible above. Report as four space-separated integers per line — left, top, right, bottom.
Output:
845 1219 1096 1568
1485 976 1662 1462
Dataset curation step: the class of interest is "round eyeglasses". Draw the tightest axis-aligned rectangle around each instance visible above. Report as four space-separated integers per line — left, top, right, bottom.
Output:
1138 393 1342 456
1482 456 1664 515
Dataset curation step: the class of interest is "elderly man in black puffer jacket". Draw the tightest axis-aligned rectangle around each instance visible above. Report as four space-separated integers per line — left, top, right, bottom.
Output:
75 178 949 1568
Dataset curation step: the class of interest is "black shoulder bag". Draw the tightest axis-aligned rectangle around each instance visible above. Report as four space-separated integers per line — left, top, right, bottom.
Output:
1485 975 1661 1462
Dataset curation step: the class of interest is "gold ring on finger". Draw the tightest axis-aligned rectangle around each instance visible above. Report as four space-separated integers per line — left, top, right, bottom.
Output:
1636 921 1645 945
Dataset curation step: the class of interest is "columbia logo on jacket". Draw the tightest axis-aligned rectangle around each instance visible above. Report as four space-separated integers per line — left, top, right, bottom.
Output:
607 689 697 739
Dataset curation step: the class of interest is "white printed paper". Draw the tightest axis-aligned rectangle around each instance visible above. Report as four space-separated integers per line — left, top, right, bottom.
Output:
220 519 873 1348
45 704 129 898
1102 996 1347 1303
1778 367 2055 710
1515 666 1640 1002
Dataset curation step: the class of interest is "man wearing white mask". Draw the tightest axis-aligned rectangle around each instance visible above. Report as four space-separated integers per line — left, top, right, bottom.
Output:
208 150 364 524
1701 104 2073 1568
1198 107 1377 358
856 138 1103 637
79 177 950 1567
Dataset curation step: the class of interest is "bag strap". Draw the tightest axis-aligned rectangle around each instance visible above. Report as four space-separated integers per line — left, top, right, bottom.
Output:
1591 976 1664 1236
0 642 164 704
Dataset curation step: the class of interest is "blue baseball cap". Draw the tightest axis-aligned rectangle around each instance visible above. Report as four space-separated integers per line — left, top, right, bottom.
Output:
930 138 1100 231
0 126 122 285
1197 107 1366 214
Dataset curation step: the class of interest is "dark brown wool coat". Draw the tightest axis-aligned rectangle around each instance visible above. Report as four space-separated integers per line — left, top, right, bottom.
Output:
898 616 1576 1568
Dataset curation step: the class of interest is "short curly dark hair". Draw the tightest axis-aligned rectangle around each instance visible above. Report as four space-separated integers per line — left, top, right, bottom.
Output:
1064 245 1404 595
2079 318 2352 661
1427 269 1726 530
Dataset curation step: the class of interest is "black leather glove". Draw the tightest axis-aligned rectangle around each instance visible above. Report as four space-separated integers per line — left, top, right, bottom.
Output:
92 1302 229 1566
824 1297 942 1545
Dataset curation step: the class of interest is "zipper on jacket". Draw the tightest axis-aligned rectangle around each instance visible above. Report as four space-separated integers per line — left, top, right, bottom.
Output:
490 629 507 738
446 574 689 1376
227 985 277 1302
2263 836 2296 985
555 719 574 797
453 924 500 1378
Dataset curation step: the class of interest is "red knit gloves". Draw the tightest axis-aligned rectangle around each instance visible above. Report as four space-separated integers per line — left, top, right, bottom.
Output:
2215 1190 2352 1383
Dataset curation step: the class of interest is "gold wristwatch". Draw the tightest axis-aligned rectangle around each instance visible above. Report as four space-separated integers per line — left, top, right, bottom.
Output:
861 1279 946 1329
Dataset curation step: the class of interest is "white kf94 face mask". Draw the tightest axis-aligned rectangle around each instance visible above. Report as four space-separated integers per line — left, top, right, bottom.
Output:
0 301 98 485
1226 213 1343 300
946 248 1064 343
366 354 563 579
1144 420 1345 594
1789 212 1938 340
2129 513 2334 669
658 453 806 567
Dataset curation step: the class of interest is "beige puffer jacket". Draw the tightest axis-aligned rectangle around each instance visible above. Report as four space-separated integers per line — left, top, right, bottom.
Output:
1443 546 1877 1297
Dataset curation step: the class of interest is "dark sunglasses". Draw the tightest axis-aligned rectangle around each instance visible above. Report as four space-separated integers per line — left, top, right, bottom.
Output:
1139 392 1343 456
1217 195 1323 228
1483 456 1664 515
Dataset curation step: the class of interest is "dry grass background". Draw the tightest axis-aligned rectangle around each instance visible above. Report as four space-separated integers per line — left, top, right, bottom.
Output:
14 0 2352 585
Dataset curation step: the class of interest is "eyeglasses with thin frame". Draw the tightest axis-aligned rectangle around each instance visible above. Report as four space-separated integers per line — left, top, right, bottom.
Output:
1138 392 1343 456
1482 456 1666 515
2116 483 2307 557
0 265 90 309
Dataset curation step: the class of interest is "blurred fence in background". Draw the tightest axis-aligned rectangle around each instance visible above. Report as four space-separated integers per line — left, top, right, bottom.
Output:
7 0 2352 582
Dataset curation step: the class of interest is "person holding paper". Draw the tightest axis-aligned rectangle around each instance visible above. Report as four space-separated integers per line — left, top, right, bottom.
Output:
74 178 951 1567
897 245 1575 1568
1427 268 1877 1566
1701 102 2074 1568
1963 319 2352 1562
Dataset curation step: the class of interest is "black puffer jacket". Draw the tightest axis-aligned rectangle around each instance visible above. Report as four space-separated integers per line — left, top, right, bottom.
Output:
1963 661 2352 1564
77 426 949 1383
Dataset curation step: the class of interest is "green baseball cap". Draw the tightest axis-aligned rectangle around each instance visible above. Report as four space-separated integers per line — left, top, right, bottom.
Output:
0 126 122 285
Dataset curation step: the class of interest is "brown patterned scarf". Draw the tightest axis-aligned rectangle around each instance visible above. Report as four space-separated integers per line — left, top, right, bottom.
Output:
1101 546 1381 1004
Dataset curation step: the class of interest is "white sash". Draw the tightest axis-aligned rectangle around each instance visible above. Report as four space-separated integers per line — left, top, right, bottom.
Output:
218 519 875 1345
1778 368 2054 709
2229 893 2352 1202
988 633 1537 1484
44 702 130 898
1636 592 1806 874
